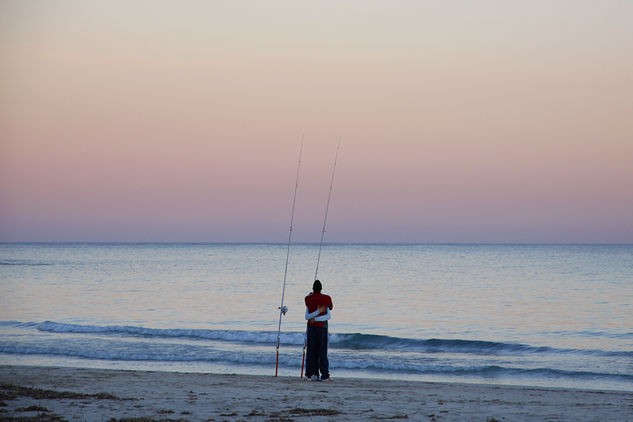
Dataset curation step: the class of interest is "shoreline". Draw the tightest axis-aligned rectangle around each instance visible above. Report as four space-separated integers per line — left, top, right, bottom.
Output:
1 365 632 421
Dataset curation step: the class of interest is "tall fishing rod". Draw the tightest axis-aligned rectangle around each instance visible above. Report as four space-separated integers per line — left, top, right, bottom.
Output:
301 138 341 379
275 137 303 377
314 138 340 282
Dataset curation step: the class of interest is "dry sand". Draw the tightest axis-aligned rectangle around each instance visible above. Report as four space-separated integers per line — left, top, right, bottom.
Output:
1 365 631 421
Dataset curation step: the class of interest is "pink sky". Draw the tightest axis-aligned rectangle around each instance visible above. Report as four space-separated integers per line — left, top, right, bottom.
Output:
1 1 632 243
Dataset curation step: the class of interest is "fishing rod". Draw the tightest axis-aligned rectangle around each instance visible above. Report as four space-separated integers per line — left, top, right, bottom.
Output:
314 138 340 282
275 137 303 377
300 138 341 379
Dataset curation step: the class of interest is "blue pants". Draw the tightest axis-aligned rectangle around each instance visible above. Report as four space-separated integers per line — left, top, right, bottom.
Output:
306 324 329 379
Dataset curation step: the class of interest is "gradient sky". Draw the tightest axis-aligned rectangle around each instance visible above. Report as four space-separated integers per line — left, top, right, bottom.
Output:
1 1 632 243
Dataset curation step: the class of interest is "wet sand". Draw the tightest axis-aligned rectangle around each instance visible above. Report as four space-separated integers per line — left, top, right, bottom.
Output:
1 365 631 421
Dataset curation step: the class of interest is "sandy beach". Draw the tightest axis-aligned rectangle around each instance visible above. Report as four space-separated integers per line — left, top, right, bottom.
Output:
0 365 631 421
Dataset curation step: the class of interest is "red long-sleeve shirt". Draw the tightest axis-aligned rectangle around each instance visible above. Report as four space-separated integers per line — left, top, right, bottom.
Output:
305 291 333 328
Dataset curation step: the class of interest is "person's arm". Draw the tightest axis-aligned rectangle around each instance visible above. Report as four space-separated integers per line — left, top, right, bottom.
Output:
314 307 331 322
305 307 320 320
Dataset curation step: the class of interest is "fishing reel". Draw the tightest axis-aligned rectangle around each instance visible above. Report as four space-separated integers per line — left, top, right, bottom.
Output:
279 305 288 315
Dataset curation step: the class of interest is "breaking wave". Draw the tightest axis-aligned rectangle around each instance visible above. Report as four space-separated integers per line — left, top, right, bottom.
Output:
22 321 631 357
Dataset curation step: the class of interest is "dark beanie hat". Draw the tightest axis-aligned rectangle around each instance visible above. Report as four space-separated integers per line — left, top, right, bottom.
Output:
313 280 322 292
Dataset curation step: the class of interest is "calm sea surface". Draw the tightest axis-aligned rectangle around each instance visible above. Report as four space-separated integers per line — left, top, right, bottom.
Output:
1 243 632 391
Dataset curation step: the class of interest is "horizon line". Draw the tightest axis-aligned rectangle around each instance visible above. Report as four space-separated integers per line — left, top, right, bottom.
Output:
1 241 632 246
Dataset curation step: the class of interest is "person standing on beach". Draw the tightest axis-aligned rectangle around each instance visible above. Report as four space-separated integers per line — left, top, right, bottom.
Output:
304 279 333 381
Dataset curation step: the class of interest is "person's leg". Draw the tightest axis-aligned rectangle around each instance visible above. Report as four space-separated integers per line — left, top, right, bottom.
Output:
317 326 329 380
305 325 317 378
314 329 321 379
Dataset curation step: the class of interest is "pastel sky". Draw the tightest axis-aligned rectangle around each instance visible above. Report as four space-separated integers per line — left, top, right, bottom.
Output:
1 1 632 243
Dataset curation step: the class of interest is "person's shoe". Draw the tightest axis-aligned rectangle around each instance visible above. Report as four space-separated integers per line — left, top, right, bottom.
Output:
321 376 333 382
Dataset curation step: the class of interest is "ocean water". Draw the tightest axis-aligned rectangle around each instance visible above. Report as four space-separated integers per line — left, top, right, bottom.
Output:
1 243 632 391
